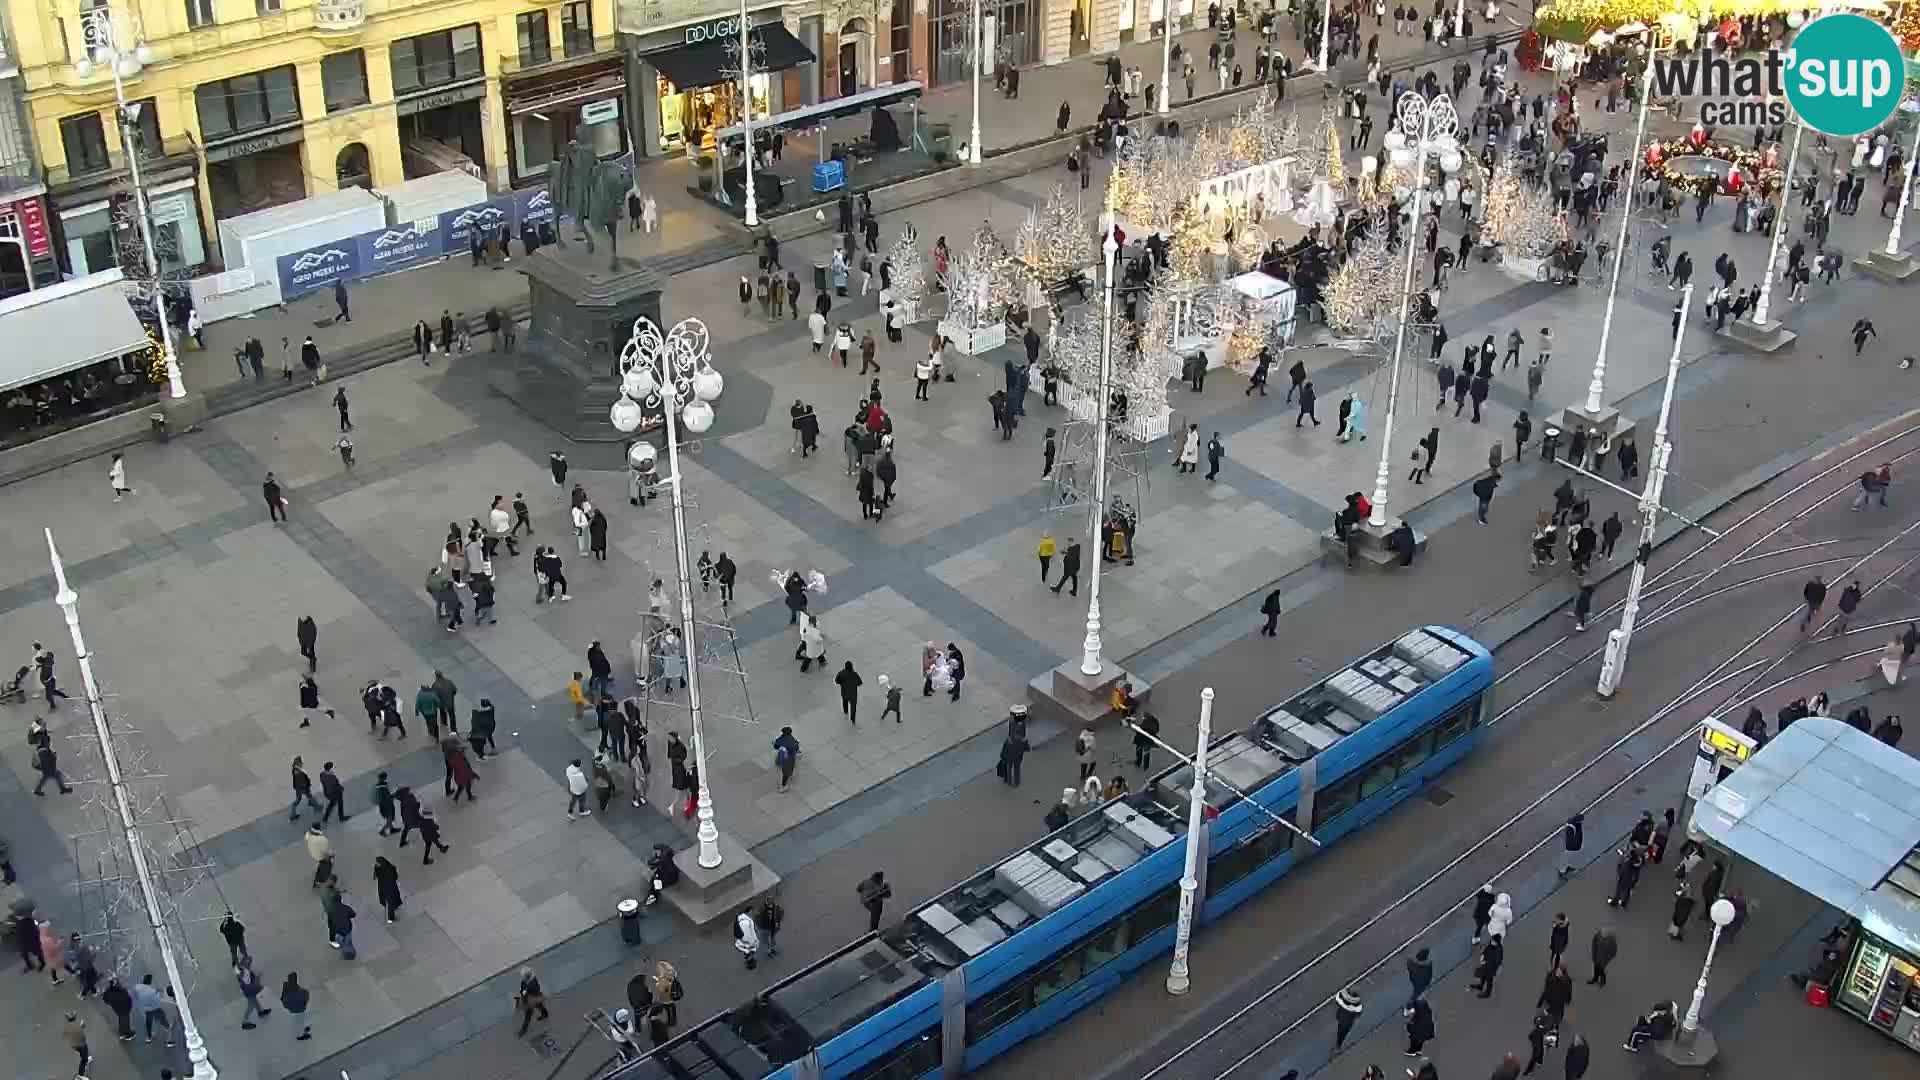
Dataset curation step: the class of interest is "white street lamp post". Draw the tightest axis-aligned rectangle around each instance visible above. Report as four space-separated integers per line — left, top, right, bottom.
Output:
612 318 727 868
1453 0 1465 39
81 8 185 400
1082 231 1120 677
48 531 217 1080
1680 898 1739 1045
968 0 984 165
1751 117 1804 328
1885 121 1920 255
1597 283 1692 698
1370 92 1461 530
737 0 758 228
1165 686 1213 995
1583 42 1660 415
1159 2 1174 116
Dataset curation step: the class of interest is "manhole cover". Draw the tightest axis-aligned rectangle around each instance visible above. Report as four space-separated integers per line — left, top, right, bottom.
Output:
529 1032 563 1058
1425 787 1455 806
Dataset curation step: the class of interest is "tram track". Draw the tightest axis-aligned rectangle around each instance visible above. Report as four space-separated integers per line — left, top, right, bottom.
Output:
1118 426 1920 1080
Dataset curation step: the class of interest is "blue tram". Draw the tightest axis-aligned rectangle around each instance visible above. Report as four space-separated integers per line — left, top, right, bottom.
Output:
610 626 1495 1080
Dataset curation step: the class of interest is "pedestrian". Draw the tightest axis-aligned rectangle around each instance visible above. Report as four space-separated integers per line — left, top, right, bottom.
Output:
566 758 591 819
263 471 286 522
1177 424 1200 474
1853 317 1878 355
1206 432 1225 481
1472 882 1497 943
1537 959 1573 1030
733 907 760 969
107 451 135 502
1404 995 1435 1054
515 967 551 1035
133 974 173 1044
756 893 785 958
1470 933 1505 997
858 870 893 931
1572 579 1595 632
102 977 134 1041
327 890 358 958
1297 380 1320 426
1037 531 1056 582
1260 588 1282 636
1286 357 1307 401
1051 538 1082 596
1833 578 1862 636
880 675 904 723
946 642 965 701
999 724 1029 786
1557 812 1584 877
1587 926 1617 985
32 739 71 795
1564 1033 1589 1079
1075 726 1096 781
1801 574 1828 631
1333 986 1363 1049
1548 911 1571 970
318 761 348 823
1406 945 1433 1003
1472 470 1499 523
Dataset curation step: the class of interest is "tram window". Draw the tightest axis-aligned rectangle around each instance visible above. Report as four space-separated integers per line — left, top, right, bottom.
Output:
1358 759 1397 799
1208 824 1293 897
1128 884 1180 939
1432 701 1475 750
845 1024 942 1080
1391 734 1433 777
1312 779 1358 828
1083 919 1128 969
967 979 1029 1042
1032 949 1085 1005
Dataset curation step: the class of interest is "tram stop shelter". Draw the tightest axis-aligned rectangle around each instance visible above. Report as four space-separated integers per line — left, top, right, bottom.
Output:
1692 716 1920 1053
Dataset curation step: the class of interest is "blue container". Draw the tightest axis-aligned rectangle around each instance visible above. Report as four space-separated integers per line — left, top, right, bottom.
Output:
812 160 846 193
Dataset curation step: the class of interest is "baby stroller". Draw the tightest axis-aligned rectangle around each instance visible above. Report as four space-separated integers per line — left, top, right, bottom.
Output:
0 666 28 704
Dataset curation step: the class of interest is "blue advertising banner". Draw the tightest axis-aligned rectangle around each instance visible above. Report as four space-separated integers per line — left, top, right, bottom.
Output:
514 186 557 228
275 240 361 299
438 196 516 256
357 218 444 276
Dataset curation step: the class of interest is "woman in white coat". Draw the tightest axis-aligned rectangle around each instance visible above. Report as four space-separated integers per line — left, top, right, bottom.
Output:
108 452 133 500
1176 424 1201 474
1346 395 1368 441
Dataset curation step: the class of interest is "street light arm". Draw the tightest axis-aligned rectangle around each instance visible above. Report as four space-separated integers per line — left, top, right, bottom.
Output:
1125 719 1322 846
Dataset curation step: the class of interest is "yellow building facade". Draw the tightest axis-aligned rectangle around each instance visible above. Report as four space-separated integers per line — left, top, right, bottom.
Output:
11 0 623 273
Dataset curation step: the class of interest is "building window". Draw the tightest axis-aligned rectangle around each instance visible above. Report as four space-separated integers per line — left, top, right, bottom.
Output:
322 50 370 112
256 0 281 12
560 1 594 56
124 97 162 159
185 0 215 28
59 112 110 174
516 13 551 68
390 24 483 94
890 0 911 54
195 66 301 140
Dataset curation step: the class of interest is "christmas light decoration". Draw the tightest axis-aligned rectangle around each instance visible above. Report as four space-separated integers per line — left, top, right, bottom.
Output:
1896 0 1920 51
1644 136 1783 197
1326 211 1395 336
1482 162 1567 256
1014 184 1095 286
887 222 928 309
1533 0 1802 42
941 220 1017 333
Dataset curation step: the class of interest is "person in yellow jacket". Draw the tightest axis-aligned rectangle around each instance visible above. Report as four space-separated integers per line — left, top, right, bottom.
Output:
1037 532 1056 583
567 672 589 725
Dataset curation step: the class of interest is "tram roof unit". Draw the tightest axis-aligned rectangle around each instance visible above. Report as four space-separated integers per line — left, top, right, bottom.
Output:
889 627 1480 977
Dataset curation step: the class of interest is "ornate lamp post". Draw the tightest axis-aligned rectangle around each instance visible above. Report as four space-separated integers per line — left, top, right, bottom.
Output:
1159 1 1175 116
48 531 217 1079
1679 898 1739 1044
1369 92 1461 531
1883 119 1920 256
1596 284 1691 697
1317 0 1331 72
1165 686 1213 995
76 6 185 400
610 317 727 868
1080 230 1120 677
736 0 758 228
968 0 984 165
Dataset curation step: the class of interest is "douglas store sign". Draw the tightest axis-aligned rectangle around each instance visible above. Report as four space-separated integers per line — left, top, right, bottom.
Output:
682 16 743 44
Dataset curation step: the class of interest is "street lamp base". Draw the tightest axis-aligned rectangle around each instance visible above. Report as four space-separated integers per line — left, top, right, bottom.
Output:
1026 659 1154 730
1721 317 1797 354
1651 1026 1721 1070
1166 969 1191 995
1550 402 1631 463
662 831 782 927
1318 517 1427 569
1856 249 1920 283
159 391 209 434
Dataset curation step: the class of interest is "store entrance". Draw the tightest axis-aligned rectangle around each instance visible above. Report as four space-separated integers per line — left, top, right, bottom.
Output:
655 76 767 154
399 99 485 179
206 143 308 219
1071 0 1092 55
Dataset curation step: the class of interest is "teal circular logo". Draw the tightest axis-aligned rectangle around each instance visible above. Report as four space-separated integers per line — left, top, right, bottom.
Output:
1785 14 1905 137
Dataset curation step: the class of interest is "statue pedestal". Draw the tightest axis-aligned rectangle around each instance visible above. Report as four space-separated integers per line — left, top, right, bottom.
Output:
490 244 663 443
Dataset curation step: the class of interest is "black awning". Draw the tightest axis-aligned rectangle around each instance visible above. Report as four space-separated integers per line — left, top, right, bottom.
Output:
649 25 815 92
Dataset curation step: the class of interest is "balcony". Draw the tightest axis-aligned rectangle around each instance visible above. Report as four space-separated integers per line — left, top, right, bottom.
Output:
313 0 366 33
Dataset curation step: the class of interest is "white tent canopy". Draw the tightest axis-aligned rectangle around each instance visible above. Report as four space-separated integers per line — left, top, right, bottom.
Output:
0 268 148 394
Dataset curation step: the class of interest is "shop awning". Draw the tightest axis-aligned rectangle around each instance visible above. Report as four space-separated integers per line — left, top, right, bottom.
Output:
0 269 149 393
1693 717 1920 955
648 24 814 91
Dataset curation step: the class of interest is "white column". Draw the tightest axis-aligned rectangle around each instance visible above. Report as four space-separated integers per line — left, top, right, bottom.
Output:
1583 50 1657 415
1751 118 1804 328
49 531 216 1080
1082 232 1119 677
1165 686 1213 996
1453 0 1465 38
1680 899 1738 1043
738 0 758 228
968 0 983 165
660 379 722 868
1159 1 1174 116
1597 283 1690 698
1885 122 1920 256
94 11 185 400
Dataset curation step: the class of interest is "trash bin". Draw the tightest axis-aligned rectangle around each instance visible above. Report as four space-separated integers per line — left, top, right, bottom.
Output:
813 261 829 293
618 898 643 945
149 412 169 444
